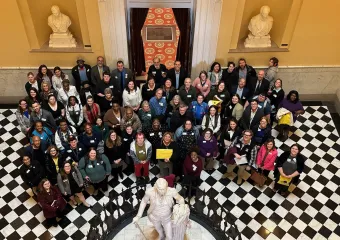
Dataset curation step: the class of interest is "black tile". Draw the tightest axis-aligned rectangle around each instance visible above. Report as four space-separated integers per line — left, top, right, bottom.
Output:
6 180 19 191
273 226 286 239
73 216 87 228
323 153 335 163
239 213 252 224
334 226 340 236
13 204 28 215
291 187 305 198
269 212 282 225
241 226 255 239
315 133 326 142
303 226 317 239
325 199 337 211
299 212 312 224
287 226 301 239
222 200 235 211
10 217 24 230
306 187 319 198
284 212 297 225
257 226 271 239
0 158 11 167
70 230 85 240
26 217 40 229
327 164 338 174
55 231 69 240
204 176 217 186
29 204 42 215
311 124 323 132
2 192 15 203
22 232 37 240
281 200 294 211
58 217 71 229
314 212 327 224
310 199 323 211
254 212 267 224
220 187 233 198
252 199 265 211
16 191 31 202
266 200 279 211
318 226 332 239
330 212 340 223
0 218 8 230
248 187 262 198
295 199 309 211
6 231 21 240
0 204 12 216
321 187 333 198
237 199 250 210
234 187 247 198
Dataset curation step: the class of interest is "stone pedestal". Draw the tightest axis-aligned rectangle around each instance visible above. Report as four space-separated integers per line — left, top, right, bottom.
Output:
244 34 271 48
49 32 77 48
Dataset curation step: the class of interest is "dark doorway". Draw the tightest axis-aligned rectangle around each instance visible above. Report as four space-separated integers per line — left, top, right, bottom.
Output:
128 8 192 77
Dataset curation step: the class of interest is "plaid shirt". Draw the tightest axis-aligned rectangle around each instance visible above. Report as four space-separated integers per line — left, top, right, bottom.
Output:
230 137 257 166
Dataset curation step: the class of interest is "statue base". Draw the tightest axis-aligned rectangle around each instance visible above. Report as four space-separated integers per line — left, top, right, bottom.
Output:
49 32 77 48
138 226 188 240
244 34 271 48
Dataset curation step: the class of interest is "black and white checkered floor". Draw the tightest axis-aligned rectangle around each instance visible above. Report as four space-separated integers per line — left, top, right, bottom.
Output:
0 106 340 240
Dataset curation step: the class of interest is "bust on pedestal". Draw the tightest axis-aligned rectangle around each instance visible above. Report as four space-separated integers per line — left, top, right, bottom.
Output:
48 5 77 48
244 6 273 48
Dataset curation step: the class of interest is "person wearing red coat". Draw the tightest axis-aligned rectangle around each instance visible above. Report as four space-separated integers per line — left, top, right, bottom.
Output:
255 138 278 176
37 179 67 227
183 147 203 197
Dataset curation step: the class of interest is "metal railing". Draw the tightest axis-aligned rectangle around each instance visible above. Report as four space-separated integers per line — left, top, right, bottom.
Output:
87 182 242 240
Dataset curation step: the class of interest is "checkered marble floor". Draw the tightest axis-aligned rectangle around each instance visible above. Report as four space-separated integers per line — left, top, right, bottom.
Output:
0 106 340 240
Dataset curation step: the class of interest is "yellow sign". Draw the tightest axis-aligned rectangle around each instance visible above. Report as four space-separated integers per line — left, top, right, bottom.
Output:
156 149 173 159
277 175 292 186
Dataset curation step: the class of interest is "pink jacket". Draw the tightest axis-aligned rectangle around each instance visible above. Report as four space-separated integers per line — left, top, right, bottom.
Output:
192 77 211 97
256 145 277 170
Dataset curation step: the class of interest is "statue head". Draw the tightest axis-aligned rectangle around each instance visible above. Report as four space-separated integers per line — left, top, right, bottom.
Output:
260 6 270 18
51 5 61 16
155 178 168 196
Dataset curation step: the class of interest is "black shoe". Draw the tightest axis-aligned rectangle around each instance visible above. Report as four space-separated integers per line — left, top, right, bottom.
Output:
136 177 142 185
144 176 150 183
119 172 124 179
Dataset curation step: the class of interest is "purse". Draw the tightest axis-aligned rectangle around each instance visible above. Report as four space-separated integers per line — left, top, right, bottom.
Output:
250 169 267 187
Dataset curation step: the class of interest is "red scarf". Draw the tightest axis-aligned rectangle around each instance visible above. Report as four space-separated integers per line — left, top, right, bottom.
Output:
87 104 99 124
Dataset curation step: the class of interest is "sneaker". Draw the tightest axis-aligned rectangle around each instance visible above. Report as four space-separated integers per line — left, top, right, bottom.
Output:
93 189 98 196
237 177 242 185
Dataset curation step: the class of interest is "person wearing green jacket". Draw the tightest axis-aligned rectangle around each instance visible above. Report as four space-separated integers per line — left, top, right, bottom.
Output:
78 148 111 196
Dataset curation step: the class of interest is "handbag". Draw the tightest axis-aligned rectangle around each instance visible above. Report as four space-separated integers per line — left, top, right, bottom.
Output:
250 169 267 187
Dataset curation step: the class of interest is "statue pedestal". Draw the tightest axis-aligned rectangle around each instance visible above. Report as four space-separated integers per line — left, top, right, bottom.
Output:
244 34 271 48
49 32 77 48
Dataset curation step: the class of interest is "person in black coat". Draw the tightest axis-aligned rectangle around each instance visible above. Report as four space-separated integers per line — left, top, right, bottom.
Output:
104 130 124 181
20 155 45 195
273 144 305 196
79 81 95 105
231 78 250 105
221 61 238 92
24 136 46 167
79 123 102 149
25 72 42 94
90 56 110 88
141 77 158 101
45 145 63 185
147 57 167 85
234 58 256 87
268 78 285 123
249 70 270 98
170 104 194 132
166 61 188 89
240 99 264 130
71 58 92 92
63 135 86 166
218 118 242 161
121 125 137 174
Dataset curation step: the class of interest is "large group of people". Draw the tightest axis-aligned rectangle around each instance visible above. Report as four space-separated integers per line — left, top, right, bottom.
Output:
19 56 306 227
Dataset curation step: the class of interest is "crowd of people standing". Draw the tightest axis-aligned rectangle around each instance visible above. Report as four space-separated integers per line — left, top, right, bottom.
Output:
18 56 306 227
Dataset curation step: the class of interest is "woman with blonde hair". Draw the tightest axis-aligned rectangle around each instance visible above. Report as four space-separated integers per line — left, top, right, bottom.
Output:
40 81 58 103
104 130 124 182
155 132 178 177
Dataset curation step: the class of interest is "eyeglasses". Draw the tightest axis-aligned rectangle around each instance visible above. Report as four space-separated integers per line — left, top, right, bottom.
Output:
244 134 251 137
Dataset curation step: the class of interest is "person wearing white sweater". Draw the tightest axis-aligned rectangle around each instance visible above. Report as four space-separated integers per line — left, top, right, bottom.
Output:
58 79 80 106
122 80 142 112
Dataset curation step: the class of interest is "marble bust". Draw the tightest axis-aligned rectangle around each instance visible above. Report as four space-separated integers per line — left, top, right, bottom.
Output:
48 5 76 48
244 5 273 48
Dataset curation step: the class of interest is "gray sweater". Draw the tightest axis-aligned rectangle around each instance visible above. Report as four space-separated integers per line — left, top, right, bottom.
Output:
57 166 83 195
78 154 111 183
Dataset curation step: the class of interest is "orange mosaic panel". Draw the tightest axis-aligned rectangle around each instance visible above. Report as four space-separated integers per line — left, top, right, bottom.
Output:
142 8 180 73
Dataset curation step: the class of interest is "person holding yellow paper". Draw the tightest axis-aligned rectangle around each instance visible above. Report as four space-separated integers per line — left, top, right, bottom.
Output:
273 144 305 197
156 132 178 177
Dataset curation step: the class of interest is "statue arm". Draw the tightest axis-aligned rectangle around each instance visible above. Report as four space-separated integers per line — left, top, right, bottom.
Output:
174 192 185 205
136 192 150 218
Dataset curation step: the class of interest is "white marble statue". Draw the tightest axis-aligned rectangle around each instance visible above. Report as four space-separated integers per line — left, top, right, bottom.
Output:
48 5 77 48
133 178 185 240
172 204 191 240
244 5 273 48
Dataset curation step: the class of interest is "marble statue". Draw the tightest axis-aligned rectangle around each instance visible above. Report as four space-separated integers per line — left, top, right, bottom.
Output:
48 5 77 48
244 6 273 48
172 204 191 240
133 178 185 240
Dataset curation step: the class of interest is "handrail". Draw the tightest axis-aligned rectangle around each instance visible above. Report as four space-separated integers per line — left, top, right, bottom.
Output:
87 182 242 240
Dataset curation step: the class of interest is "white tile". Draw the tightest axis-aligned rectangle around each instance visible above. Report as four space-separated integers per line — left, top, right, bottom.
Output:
278 219 292 232
17 224 32 237
82 209 96 221
294 219 307 232
248 219 261 232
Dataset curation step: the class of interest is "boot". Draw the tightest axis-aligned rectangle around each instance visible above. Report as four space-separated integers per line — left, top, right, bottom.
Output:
136 177 142 185
118 166 124 179
222 165 235 179
144 176 150 183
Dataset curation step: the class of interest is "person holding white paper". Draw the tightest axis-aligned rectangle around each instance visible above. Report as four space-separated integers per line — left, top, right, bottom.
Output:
223 130 257 185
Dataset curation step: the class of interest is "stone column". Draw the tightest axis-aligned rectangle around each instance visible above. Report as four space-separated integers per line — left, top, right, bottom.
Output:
191 0 223 78
97 0 129 69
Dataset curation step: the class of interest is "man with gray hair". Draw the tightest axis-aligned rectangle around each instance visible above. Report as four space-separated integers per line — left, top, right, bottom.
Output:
133 178 185 240
148 57 168 85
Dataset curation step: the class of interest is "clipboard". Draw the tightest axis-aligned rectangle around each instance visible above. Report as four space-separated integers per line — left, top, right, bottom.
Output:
235 155 248 165
156 149 173 159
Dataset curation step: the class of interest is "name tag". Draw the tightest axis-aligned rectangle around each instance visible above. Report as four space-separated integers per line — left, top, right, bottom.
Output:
66 156 71 160
203 141 206 143
245 149 249 152
197 84 201 86
26 170 30 174
79 148 82 151
67 150 72 153
90 140 95 143
88 165 93 168
125 74 128 78
63 179 68 182
229 105 232 109
124 138 128 141
40 137 44 140
150 133 155 136
103 128 105 131
110 103 112 106
109 86 113 88
220 94 225 97
258 105 263 108
192 164 197 171
147 114 151 117
159 102 163 106
236 144 240 148
273 94 277 98
187 95 191 98
158 132 162 137
147 89 151 91
115 76 118 79
41 118 46 121
139 150 144 153
97 163 100 165
258 128 261 131
76 112 80 115
269 152 272 155
242 97 246 99
191 133 194 135
183 132 187 135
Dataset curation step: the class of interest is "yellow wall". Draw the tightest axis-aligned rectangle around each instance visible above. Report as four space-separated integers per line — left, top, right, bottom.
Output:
216 0 340 66
0 0 104 67
27 0 82 47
